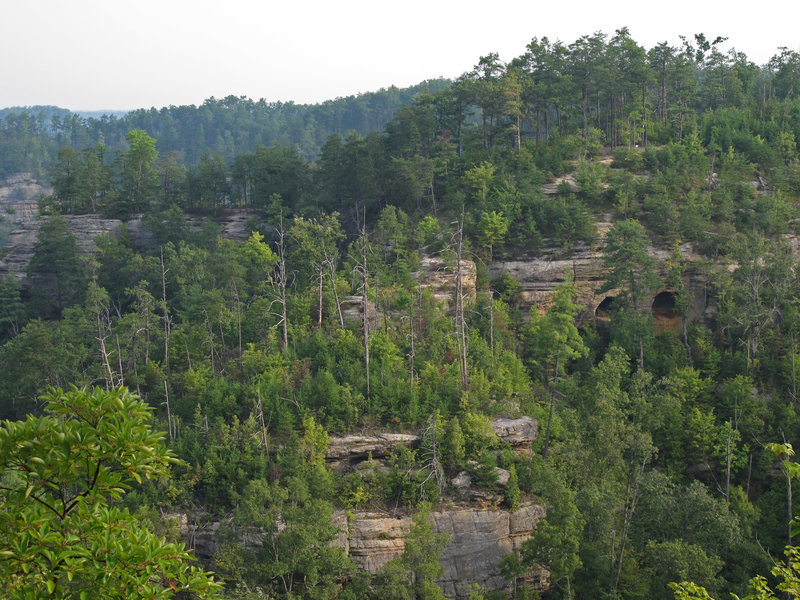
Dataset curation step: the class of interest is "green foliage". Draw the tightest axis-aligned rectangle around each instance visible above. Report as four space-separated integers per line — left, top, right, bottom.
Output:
646 539 722 600
671 545 800 600
26 216 90 319
0 273 27 341
0 386 220 598
518 461 583 596
219 475 353 599
461 412 497 457
444 416 466 469
504 464 521 510
8 29 800 600
373 503 450 600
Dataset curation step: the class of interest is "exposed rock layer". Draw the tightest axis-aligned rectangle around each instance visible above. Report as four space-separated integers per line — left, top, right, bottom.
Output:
335 502 548 599
0 174 714 324
188 502 547 600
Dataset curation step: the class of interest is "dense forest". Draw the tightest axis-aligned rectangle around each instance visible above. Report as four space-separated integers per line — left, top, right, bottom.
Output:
4 27 800 599
0 78 450 179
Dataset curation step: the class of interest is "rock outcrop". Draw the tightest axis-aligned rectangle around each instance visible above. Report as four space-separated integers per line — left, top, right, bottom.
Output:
333 502 548 599
0 174 715 327
189 501 548 600
417 256 478 310
188 418 543 599
0 173 48 229
325 416 537 472
0 214 123 282
489 237 710 325
491 416 538 447
325 432 418 471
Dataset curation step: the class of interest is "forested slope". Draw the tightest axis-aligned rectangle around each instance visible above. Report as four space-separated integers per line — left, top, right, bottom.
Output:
3 28 800 600
0 79 450 179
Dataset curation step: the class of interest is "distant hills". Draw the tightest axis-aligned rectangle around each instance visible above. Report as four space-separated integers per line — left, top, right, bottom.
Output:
0 79 452 178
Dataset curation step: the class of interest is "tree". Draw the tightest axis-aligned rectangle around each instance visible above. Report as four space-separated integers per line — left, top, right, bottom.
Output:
526 279 588 459
218 475 353 599
766 442 800 552
289 214 346 329
517 464 583 599
671 545 800 600
716 235 794 373
477 210 509 263
0 386 220 598
598 219 661 368
26 216 90 319
0 272 27 340
373 503 450 600
116 129 159 216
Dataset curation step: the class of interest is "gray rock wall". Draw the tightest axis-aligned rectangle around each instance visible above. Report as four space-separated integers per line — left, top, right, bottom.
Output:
335 502 548 598
190 502 548 600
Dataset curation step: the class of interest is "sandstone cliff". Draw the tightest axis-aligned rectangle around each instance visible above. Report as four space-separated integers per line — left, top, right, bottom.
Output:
0 173 48 229
185 416 543 599
187 502 547 600
0 173 714 329
332 502 548 598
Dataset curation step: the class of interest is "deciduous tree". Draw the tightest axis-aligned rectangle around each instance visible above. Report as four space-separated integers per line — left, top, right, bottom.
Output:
0 386 220 599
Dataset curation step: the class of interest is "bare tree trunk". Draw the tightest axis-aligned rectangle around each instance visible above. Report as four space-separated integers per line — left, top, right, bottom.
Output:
256 390 270 456
115 334 125 389
317 269 324 328
792 332 797 408
203 309 215 372
725 420 733 502
409 289 416 390
97 319 115 390
359 220 371 399
489 293 495 366
708 153 716 192
614 452 649 592
454 208 468 391
160 247 171 370
542 341 561 460
276 212 289 351
788 463 794 551
164 380 173 442
327 258 345 329
420 413 445 498
231 279 242 357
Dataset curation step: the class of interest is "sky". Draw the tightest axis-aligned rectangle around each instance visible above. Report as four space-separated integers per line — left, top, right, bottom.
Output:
1 0 798 112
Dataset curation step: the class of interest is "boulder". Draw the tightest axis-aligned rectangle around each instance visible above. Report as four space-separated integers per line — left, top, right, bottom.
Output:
326 433 418 462
491 416 538 447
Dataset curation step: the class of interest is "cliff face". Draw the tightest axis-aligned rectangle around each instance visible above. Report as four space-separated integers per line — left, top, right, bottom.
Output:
331 502 547 599
0 173 47 229
187 502 547 600
0 207 257 282
0 173 713 328
489 238 709 325
186 416 543 599
0 214 123 282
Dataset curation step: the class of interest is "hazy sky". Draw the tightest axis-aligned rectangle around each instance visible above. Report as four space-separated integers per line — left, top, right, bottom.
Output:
1 0 798 111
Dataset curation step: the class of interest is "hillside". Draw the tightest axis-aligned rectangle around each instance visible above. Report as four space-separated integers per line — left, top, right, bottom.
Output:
0 78 451 179
2 28 800 600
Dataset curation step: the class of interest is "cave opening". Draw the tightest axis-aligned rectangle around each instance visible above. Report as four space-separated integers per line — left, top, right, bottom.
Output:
595 296 614 322
651 291 682 333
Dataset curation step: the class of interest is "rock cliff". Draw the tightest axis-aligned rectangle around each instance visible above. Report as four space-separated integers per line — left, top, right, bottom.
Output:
186 416 543 599
0 173 48 229
0 173 714 328
187 502 547 600
0 214 123 282
331 502 548 598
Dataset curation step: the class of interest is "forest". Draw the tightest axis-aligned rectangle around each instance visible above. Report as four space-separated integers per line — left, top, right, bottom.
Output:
3 27 800 599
